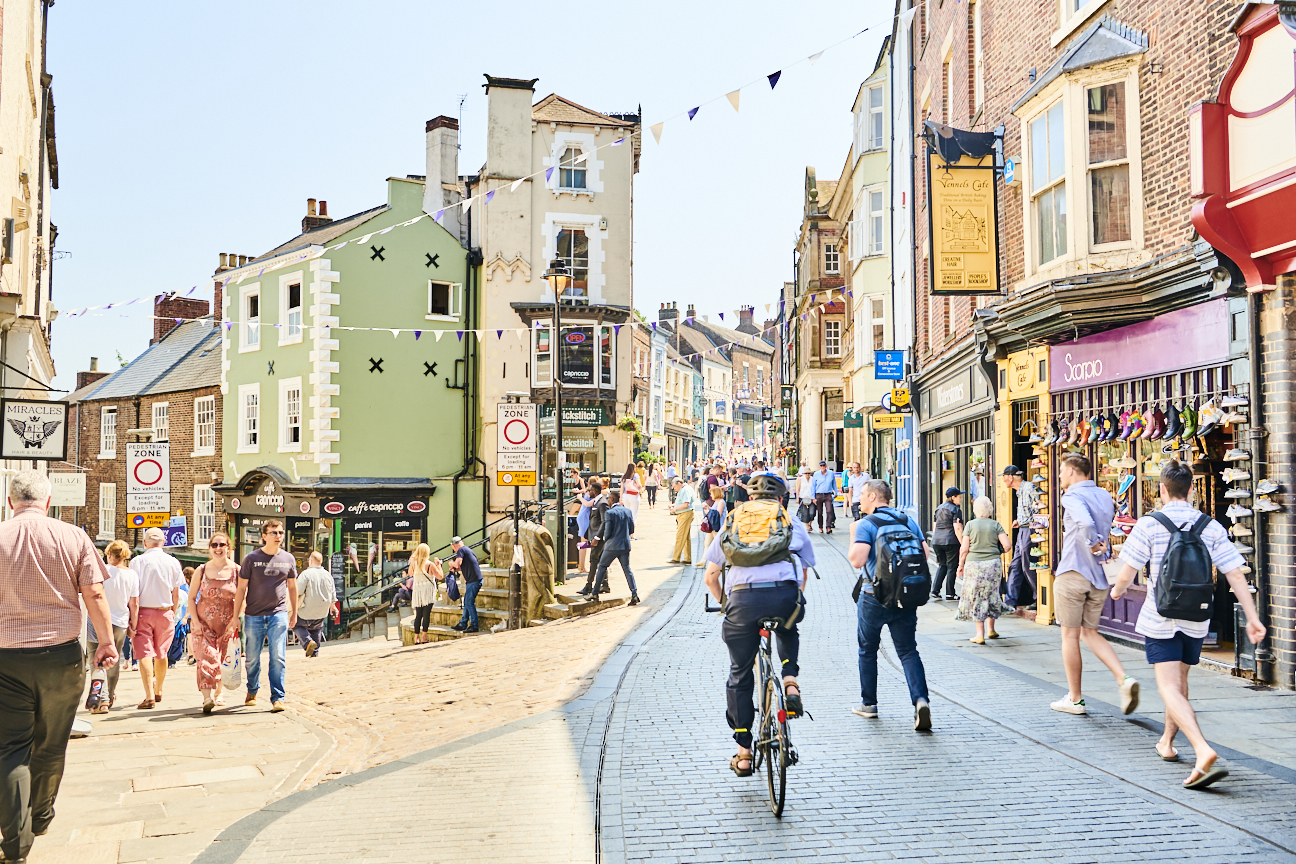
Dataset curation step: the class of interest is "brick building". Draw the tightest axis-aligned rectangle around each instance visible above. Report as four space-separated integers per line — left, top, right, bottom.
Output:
900 0 1267 668
60 302 224 564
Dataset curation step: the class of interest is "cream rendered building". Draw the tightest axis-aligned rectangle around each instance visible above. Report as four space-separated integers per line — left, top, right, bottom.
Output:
465 76 640 509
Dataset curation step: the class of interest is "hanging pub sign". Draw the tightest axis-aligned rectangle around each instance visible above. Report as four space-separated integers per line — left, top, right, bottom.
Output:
925 122 1002 296
0 399 69 461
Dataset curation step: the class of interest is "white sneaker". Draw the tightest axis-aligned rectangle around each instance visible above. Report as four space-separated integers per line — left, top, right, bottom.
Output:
1226 504 1253 519
1119 676 1139 715
1221 468 1250 483
1256 479 1280 495
1253 497 1280 513
1050 696 1087 715
1222 411 1248 425
1230 523 1253 537
1223 449 1251 462
1221 394 1249 407
1233 542 1255 555
1225 488 1252 499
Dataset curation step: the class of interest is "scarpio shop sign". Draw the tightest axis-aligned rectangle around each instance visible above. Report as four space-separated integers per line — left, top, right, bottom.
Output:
1049 300 1229 390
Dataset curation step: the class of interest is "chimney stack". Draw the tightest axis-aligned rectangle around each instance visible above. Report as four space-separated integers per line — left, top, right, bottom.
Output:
214 281 224 329
76 358 109 392
423 115 462 240
736 305 758 335
303 197 333 233
152 292 211 345
685 304 697 321
657 301 679 331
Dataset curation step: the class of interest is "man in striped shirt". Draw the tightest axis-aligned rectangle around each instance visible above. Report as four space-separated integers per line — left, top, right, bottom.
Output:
1110 459 1265 791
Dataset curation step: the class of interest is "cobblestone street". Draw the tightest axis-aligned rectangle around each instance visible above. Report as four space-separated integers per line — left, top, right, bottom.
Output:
180 507 1296 864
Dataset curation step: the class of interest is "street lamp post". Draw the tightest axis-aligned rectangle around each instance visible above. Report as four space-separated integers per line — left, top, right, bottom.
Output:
544 259 572 567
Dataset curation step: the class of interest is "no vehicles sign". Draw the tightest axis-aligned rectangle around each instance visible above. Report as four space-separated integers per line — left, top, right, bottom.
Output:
497 403 538 475
127 442 170 517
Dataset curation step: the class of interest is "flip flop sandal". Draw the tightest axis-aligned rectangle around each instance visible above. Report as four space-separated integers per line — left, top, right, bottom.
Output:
137 699 155 710
729 753 754 777
1157 744 1180 762
1184 766 1228 790
153 693 162 704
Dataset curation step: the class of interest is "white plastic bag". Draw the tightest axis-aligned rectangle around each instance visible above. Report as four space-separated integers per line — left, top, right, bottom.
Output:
221 641 243 690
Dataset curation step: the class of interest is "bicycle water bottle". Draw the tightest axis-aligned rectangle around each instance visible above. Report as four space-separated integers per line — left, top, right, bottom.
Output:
85 668 107 710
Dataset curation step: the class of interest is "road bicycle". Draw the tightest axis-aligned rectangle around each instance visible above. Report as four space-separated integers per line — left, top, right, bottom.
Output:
751 616 797 817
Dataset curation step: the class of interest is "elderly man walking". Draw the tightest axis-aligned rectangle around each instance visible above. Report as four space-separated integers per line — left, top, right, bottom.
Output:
130 526 186 709
668 478 695 565
0 471 117 864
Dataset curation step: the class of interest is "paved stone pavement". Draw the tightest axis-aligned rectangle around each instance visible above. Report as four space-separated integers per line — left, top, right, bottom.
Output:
193 515 1296 864
32 505 683 864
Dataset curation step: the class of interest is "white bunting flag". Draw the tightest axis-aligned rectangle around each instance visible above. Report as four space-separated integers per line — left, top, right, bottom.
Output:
651 122 664 144
808 51 824 65
389 329 400 339
726 90 741 112
511 178 524 192
434 330 445 342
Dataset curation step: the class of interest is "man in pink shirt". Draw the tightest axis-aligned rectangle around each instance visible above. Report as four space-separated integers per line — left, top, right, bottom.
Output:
0 471 115 863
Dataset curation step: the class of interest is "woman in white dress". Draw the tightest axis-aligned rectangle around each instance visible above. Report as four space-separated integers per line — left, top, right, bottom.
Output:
408 544 442 644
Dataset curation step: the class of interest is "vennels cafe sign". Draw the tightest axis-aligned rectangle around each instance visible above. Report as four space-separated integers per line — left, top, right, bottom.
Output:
925 122 1002 296
1049 301 1229 389
1191 3 1296 288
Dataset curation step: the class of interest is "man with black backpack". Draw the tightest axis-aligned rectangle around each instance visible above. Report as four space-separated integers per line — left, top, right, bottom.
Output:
1109 459 1265 791
702 474 813 779
848 479 934 731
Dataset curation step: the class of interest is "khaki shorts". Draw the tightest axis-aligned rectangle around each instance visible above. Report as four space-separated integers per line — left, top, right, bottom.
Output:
1054 570 1108 629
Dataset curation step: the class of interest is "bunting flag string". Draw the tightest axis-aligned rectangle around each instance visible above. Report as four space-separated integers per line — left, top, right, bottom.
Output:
58 23 877 322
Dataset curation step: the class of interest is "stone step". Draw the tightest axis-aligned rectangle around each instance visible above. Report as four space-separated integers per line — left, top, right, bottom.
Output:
543 594 627 619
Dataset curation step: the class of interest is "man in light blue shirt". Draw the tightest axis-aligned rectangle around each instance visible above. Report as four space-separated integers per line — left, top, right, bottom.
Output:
810 460 838 534
1051 452 1138 718
703 475 812 778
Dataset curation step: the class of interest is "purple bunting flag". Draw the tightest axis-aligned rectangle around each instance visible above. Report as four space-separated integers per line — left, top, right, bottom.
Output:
414 331 422 341
651 322 657 331
767 71 781 89
485 190 496 204
497 329 504 339
545 166 555 183
456 331 464 342
718 313 724 321
688 107 700 120
614 324 622 334
613 137 626 146
434 209 445 222
225 321 232 330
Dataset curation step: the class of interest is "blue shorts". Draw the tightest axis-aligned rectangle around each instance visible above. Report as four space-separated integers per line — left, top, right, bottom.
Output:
1144 632 1204 666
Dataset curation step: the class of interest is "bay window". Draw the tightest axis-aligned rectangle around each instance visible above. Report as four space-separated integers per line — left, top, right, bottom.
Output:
1031 101 1067 266
1088 82 1131 245
532 324 616 389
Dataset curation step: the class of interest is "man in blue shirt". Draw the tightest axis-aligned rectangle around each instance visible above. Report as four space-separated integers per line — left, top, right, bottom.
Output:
703 475 813 778
848 479 933 731
592 491 639 605
1051 452 1138 716
450 537 483 633
811 460 838 534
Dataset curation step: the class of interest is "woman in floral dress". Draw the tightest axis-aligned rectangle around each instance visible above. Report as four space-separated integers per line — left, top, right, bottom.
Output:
188 531 243 713
956 496 1015 644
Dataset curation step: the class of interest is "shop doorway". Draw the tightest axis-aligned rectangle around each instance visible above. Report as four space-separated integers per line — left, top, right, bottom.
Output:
825 428 844 471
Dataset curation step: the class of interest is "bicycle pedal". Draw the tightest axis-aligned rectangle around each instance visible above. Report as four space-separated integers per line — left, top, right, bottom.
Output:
789 747 800 766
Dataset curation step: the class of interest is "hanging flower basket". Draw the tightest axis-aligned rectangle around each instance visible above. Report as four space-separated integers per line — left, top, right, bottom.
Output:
615 415 642 433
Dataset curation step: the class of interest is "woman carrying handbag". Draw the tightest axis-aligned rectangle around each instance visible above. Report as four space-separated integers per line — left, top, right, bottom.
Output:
188 531 242 714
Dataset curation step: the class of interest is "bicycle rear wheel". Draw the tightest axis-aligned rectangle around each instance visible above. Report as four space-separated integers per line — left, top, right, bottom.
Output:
753 676 771 771
766 681 787 817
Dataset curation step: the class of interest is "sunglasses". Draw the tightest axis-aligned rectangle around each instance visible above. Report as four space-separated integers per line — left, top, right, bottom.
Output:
209 542 229 549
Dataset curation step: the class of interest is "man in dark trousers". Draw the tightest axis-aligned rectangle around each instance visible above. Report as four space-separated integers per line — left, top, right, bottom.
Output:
930 488 964 601
578 480 609 596
592 491 640 605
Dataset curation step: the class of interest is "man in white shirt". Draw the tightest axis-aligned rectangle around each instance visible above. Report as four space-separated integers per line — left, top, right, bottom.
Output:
668 479 695 565
294 551 338 657
1110 459 1265 791
87 540 139 712
129 527 186 708
846 462 871 521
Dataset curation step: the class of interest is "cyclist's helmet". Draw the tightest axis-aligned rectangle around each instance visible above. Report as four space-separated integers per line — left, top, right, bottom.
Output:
748 474 787 500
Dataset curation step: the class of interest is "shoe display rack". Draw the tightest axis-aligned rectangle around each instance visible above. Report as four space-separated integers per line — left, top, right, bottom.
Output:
1218 392 1276 592
1029 440 1052 624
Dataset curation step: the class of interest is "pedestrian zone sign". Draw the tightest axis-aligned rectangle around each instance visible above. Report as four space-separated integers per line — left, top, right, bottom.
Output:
127 442 170 518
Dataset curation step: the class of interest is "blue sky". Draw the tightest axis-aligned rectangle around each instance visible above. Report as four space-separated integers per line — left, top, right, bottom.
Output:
48 0 890 388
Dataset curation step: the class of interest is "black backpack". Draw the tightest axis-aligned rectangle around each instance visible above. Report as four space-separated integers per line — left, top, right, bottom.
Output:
861 509 931 609
1148 512 1216 622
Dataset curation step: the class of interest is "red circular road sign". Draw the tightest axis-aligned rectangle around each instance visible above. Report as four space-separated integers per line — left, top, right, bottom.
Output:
503 418 531 446
133 459 164 486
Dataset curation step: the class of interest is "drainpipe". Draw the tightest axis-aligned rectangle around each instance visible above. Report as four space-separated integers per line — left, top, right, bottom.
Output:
451 178 487 539
1248 290 1274 684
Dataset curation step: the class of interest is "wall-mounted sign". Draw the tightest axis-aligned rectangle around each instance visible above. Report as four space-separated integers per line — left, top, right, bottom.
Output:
872 413 906 430
322 498 427 520
1003 157 1017 186
927 154 1001 295
497 403 538 474
0 399 69 461
538 405 610 427
890 388 911 409
50 472 86 507
875 350 905 380
843 409 864 429
781 385 794 407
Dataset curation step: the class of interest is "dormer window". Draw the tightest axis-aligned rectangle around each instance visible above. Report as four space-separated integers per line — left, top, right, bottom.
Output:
559 147 587 190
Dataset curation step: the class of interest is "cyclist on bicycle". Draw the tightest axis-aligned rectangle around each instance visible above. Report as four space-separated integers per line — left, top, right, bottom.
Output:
702 474 814 777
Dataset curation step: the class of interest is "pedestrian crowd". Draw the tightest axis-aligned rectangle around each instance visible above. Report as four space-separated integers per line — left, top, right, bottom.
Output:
692 454 1266 796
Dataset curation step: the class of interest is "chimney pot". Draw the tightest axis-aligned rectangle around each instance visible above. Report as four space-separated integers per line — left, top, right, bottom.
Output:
89 357 98 372
319 200 328 217
238 255 248 266
307 198 317 217
219 253 228 270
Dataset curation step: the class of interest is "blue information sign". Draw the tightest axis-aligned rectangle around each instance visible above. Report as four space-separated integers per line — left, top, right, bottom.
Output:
875 350 905 380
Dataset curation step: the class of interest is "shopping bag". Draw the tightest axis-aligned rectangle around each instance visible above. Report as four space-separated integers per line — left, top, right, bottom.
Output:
221 641 243 690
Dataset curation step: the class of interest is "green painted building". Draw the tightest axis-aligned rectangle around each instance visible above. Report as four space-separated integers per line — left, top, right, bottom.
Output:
213 170 485 605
